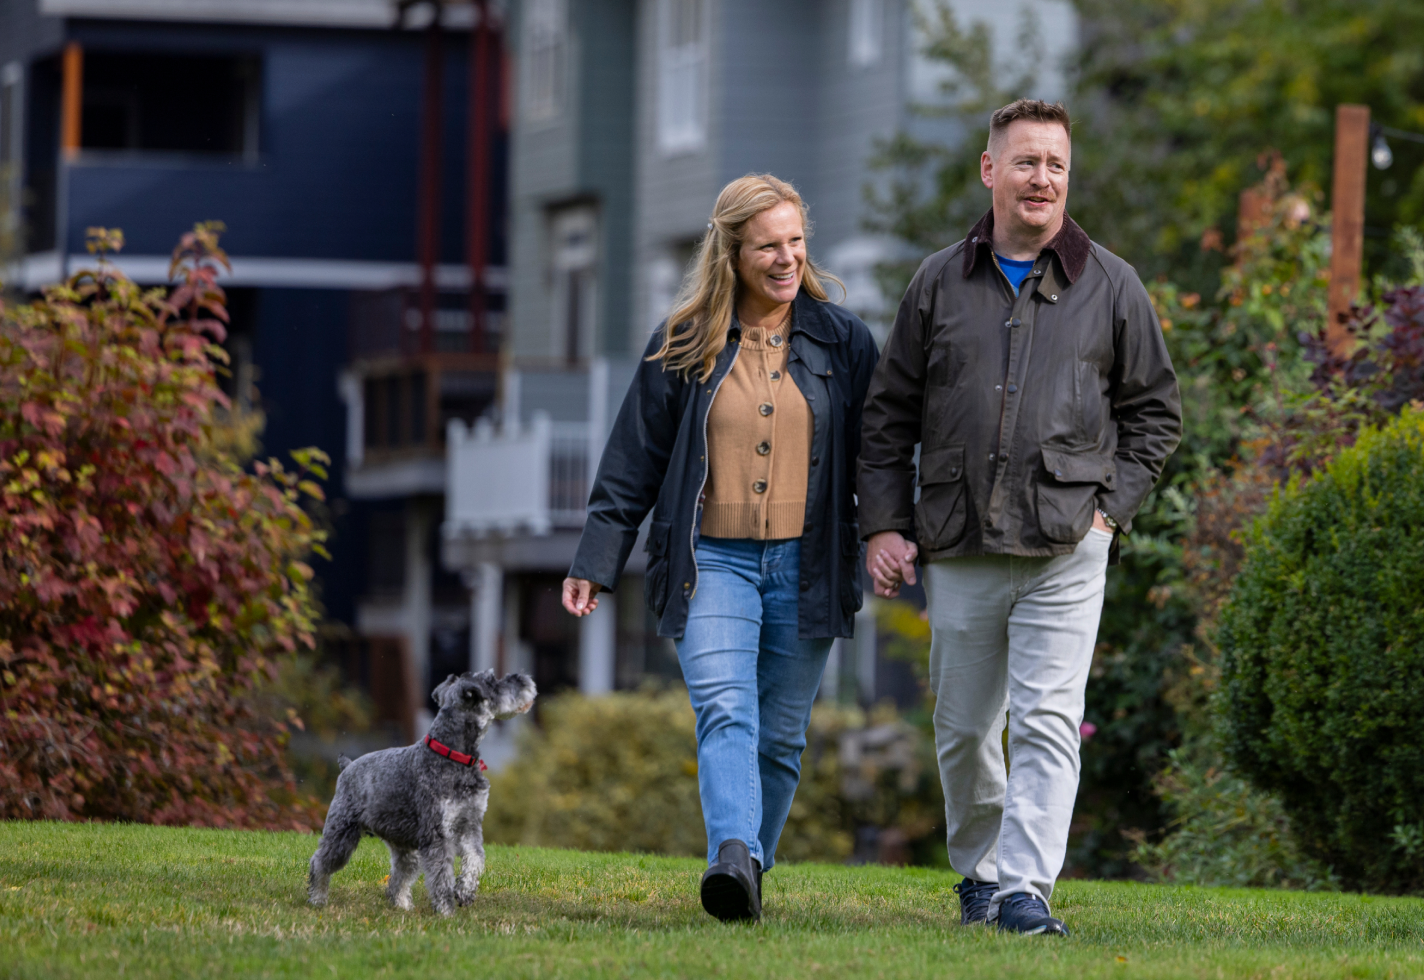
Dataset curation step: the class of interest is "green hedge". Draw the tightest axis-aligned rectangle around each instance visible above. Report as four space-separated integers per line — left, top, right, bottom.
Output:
484 689 943 865
1219 409 1424 892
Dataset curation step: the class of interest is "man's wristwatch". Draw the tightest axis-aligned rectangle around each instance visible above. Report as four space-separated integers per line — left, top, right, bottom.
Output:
1096 507 1118 531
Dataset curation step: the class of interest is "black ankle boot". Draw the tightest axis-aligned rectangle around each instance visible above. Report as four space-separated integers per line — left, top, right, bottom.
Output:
700 839 762 922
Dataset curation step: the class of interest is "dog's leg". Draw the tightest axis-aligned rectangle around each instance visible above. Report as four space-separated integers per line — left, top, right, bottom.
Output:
385 844 420 911
308 806 362 907
455 830 485 906
419 842 457 916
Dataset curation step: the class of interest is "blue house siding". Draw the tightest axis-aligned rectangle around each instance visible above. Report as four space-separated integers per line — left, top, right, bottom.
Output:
249 286 358 624
63 21 481 264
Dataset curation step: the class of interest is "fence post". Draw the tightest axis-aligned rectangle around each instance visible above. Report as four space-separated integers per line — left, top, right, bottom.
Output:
1328 104 1370 355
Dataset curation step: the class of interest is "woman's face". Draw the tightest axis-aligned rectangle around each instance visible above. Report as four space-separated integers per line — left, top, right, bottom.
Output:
735 201 806 310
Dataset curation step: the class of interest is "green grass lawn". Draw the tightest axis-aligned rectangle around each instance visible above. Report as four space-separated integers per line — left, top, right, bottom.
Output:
2 822 1423 979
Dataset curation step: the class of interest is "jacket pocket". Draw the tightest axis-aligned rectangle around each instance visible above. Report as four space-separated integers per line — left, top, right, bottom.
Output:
839 521 863 616
1036 448 1116 543
643 520 673 618
913 445 967 551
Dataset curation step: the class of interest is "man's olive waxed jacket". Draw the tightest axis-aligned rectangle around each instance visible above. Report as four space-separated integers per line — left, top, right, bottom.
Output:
858 211 1182 561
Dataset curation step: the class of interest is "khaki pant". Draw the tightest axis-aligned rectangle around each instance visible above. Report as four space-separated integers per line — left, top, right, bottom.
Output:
923 528 1111 917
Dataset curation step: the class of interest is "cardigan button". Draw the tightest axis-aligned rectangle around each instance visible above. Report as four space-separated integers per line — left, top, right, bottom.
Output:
753 480 768 494
759 403 774 416
769 334 784 348
756 441 771 455
769 370 781 380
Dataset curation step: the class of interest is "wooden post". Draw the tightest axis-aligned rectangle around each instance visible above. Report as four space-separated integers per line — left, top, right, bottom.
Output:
1327 104 1370 355
60 42 83 160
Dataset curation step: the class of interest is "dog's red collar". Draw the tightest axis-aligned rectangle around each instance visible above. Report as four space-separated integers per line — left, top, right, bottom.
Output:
424 734 487 770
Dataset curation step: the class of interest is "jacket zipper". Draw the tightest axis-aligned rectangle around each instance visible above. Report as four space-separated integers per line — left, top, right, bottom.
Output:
689 343 740 600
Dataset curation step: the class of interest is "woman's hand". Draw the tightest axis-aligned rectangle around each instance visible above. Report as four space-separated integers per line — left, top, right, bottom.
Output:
561 577 603 617
866 531 918 599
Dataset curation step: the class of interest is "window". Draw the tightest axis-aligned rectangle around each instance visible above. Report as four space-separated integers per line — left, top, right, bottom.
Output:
550 206 598 364
1 63 22 243
848 0 884 68
523 0 565 123
657 0 708 154
80 52 260 157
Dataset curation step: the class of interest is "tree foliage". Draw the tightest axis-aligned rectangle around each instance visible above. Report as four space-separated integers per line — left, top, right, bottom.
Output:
0 225 328 828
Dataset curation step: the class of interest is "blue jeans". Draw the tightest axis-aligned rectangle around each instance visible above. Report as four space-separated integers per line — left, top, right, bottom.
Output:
675 536 833 870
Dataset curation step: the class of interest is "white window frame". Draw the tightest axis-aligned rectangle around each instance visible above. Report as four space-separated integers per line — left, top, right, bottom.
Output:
848 0 883 68
0 63 24 244
550 206 598 363
523 0 566 124
657 0 708 156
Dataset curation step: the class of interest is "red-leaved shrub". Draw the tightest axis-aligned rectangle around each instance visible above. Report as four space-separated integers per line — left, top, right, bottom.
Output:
0 225 326 829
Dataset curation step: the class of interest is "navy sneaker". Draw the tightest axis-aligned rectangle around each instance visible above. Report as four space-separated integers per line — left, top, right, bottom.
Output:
700 840 762 922
952 877 997 925
995 892 1069 937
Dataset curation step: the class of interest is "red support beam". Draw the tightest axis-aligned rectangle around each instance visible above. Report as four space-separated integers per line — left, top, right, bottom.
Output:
416 10 445 356
466 0 497 354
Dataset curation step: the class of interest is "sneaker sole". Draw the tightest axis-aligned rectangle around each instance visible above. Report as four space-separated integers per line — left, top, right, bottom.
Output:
701 871 757 922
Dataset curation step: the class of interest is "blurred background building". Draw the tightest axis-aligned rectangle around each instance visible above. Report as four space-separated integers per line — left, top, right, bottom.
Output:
0 0 1076 752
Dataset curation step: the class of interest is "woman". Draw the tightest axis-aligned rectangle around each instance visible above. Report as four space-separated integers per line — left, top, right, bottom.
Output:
561 174 878 921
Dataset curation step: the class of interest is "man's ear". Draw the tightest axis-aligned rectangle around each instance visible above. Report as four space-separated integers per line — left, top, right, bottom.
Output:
492 673 537 719
431 674 458 708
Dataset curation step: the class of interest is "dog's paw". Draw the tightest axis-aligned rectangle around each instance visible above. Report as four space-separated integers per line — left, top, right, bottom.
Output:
456 882 479 906
389 893 414 912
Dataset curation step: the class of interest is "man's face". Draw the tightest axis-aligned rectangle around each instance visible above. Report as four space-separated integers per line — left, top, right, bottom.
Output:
980 120 1071 236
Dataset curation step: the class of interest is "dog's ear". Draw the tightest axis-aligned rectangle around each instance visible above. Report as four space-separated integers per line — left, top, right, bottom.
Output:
491 673 536 719
431 674 459 707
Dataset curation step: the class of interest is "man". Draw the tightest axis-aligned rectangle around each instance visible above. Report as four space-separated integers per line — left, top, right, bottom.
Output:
858 99 1181 936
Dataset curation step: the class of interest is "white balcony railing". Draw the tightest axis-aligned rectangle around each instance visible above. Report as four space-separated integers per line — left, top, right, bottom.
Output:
445 413 591 538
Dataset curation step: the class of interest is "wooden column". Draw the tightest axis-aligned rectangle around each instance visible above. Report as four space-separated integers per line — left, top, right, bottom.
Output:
1327 104 1370 355
60 42 83 160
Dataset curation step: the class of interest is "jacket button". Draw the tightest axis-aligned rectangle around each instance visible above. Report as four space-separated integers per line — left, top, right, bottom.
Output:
1055 469 1063 478
1007 384 1018 393
1106 473 1113 482
1050 294 1058 301
983 518 992 528
803 524 811 534
757 441 771 455
759 403 774 416
811 456 820 466
805 394 815 401
988 452 996 461
683 582 690 589
800 580 810 591
753 480 768 494
1010 317 1022 327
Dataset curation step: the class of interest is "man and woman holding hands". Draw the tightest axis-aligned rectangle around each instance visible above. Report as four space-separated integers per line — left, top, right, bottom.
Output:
562 99 1181 935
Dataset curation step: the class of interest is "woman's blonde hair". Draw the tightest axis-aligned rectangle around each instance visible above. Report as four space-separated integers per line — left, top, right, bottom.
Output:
651 173 843 380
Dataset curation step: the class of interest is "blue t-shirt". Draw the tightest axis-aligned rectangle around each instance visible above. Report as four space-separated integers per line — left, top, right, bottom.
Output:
995 254 1036 295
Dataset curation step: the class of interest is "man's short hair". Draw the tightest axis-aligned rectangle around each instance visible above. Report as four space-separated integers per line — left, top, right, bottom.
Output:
987 100 1072 157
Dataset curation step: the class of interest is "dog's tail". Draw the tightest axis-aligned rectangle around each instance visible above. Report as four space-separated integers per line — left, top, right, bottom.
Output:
337 754 353 771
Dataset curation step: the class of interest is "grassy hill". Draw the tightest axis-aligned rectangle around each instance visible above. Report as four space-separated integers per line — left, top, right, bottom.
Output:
2 821 1422 979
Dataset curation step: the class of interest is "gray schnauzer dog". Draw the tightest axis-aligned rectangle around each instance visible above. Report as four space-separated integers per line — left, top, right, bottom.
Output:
308 669 536 915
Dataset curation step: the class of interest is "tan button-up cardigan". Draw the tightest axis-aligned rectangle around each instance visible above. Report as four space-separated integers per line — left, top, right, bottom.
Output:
700 321 812 539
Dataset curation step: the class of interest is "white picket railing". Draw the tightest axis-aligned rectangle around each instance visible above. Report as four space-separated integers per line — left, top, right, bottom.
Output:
445 413 590 538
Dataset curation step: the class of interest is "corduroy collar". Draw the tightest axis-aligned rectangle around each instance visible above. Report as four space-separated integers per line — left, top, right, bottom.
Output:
729 287 841 345
961 209 1091 285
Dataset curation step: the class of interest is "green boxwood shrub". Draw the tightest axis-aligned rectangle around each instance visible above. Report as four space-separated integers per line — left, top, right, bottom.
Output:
1219 409 1424 892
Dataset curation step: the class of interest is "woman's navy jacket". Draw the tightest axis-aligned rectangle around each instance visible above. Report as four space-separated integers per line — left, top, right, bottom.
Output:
569 290 880 640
